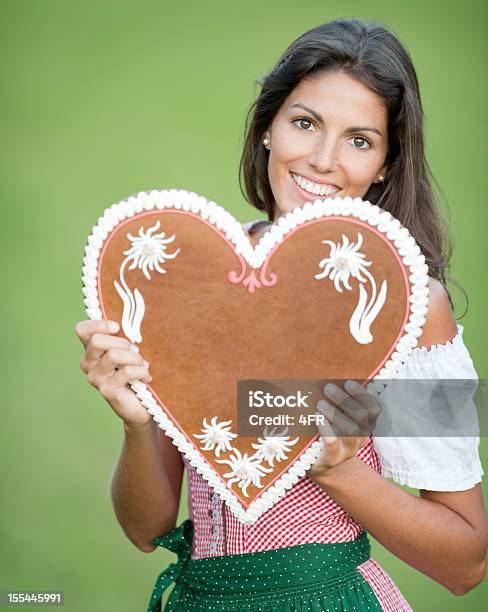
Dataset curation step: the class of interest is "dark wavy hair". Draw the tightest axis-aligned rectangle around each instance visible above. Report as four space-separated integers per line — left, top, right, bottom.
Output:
239 18 462 312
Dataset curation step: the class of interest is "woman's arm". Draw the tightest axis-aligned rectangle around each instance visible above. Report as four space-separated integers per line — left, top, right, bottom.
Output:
309 278 488 594
313 459 487 594
75 319 185 552
111 420 184 553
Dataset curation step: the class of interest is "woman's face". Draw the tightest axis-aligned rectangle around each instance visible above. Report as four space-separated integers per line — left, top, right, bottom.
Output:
264 70 389 219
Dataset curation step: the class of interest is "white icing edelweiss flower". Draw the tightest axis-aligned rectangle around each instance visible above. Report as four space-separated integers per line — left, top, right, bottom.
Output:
251 427 299 467
123 219 181 280
114 220 181 344
315 232 371 292
216 448 273 497
314 231 387 345
193 416 237 457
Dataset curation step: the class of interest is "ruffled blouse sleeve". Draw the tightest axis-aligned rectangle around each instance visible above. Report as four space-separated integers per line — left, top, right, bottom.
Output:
373 324 484 491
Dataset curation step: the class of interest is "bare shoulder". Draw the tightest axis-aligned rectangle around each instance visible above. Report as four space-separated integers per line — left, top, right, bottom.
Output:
417 277 458 349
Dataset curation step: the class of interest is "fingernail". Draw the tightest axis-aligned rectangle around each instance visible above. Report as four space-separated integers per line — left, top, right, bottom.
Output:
129 344 139 353
317 400 333 417
324 383 337 396
143 360 149 368
108 321 119 332
345 379 359 391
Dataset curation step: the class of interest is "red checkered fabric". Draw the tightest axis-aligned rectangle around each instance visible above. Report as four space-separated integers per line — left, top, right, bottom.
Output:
358 559 412 611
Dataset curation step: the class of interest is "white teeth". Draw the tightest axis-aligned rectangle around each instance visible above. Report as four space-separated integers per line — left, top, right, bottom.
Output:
292 173 339 197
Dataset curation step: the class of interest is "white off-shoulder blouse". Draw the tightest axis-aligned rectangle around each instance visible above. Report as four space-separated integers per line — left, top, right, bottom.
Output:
373 324 484 491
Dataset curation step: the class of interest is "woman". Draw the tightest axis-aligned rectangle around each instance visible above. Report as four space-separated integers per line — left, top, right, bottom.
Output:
75 18 487 610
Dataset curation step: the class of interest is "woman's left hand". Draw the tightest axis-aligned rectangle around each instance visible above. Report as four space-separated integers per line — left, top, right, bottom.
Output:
306 379 383 482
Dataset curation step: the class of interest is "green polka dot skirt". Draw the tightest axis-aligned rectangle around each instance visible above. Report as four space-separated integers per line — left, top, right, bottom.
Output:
148 520 381 611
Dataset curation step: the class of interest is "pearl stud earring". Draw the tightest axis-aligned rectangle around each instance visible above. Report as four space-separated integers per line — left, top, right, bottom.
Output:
263 137 270 147
378 174 385 182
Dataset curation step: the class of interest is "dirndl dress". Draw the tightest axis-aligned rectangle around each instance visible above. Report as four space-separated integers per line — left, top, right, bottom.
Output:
148 440 413 611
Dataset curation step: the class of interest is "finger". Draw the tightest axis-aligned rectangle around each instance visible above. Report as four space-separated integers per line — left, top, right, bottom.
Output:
87 350 148 387
315 412 337 440
323 383 370 432
317 399 355 436
97 348 148 378
100 365 153 398
323 404 360 437
83 334 139 372
344 379 383 426
75 319 120 347
316 399 336 421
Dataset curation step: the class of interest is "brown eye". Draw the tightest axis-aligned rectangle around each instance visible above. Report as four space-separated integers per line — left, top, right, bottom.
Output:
349 136 371 150
292 118 316 131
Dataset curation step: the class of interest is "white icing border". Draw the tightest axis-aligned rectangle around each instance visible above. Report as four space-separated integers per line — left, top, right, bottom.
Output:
82 189 429 525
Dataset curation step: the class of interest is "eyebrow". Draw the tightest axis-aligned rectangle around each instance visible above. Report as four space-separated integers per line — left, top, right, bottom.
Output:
290 103 383 136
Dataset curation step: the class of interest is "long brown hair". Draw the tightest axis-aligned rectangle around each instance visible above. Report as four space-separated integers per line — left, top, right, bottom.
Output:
239 18 462 312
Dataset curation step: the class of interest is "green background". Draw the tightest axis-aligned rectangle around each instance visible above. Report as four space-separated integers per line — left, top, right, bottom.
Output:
2 0 487 610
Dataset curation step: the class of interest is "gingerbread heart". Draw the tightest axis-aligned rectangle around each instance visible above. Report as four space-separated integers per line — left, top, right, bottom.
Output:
82 189 428 524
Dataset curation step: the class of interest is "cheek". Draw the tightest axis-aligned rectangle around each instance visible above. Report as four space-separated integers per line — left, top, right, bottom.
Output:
342 149 383 186
267 152 281 188
268 146 292 186
269 124 305 168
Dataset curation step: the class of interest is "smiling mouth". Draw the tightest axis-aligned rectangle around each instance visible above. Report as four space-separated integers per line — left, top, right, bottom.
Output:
291 172 341 197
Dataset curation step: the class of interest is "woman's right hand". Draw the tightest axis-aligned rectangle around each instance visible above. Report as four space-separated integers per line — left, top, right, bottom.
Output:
75 319 153 427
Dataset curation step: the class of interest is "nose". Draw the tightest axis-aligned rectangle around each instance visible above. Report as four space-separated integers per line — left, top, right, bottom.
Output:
307 133 340 173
